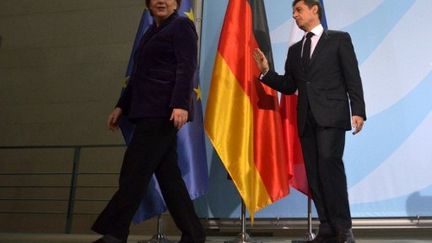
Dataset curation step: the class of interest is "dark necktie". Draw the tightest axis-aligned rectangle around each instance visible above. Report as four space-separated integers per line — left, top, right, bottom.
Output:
302 32 314 68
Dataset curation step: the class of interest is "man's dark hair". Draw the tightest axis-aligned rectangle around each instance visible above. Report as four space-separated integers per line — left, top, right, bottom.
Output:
292 0 323 20
145 0 182 9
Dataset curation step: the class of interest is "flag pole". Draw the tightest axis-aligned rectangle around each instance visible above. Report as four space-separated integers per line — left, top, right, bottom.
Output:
194 0 203 58
292 197 316 243
306 197 316 241
138 214 174 243
224 199 261 243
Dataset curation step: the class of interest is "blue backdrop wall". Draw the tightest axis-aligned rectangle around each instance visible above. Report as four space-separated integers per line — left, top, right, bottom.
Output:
194 0 432 218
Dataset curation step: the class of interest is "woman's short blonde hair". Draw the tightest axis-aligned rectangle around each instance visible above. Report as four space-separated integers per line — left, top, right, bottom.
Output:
145 0 182 9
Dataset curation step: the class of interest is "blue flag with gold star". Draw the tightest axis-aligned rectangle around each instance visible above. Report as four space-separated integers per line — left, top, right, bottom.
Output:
118 0 208 223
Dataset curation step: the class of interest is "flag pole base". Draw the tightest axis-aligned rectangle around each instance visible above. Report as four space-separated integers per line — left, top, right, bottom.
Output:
291 197 316 243
138 214 174 243
304 231 316 241
139 234 175 243
224 232 261 243
224 200 262 243
291 232 315 243
290 233 315 243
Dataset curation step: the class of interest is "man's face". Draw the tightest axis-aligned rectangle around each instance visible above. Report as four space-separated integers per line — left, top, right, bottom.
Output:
292 1 319 31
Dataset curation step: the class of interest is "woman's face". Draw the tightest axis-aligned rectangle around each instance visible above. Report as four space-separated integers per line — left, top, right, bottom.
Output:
149 0 178 23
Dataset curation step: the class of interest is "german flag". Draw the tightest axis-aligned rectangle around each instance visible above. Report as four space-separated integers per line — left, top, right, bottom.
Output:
205 0 290 218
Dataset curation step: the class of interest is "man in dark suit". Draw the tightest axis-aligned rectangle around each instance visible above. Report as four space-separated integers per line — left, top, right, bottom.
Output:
254 0 366 242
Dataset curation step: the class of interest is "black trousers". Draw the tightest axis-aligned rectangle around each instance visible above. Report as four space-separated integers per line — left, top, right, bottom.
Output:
92 119 205 242
300 109 352 235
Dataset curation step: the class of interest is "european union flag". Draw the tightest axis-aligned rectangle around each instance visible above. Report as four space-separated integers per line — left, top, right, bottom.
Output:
117 0 208 223
319 0 328 29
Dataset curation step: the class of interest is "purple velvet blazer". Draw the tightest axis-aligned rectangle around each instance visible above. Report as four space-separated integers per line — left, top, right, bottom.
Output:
116 12 198 121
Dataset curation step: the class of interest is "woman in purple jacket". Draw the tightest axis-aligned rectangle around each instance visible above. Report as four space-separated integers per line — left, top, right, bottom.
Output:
92 0 205 242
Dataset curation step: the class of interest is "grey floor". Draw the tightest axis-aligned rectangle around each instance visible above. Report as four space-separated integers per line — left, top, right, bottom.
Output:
0 233 431 243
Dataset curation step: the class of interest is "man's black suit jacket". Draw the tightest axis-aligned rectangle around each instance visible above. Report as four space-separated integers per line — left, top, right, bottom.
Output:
262 30 366 135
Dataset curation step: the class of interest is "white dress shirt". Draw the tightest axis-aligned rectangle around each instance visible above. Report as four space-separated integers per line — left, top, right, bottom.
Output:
260 24 324 80
301 24 324 58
